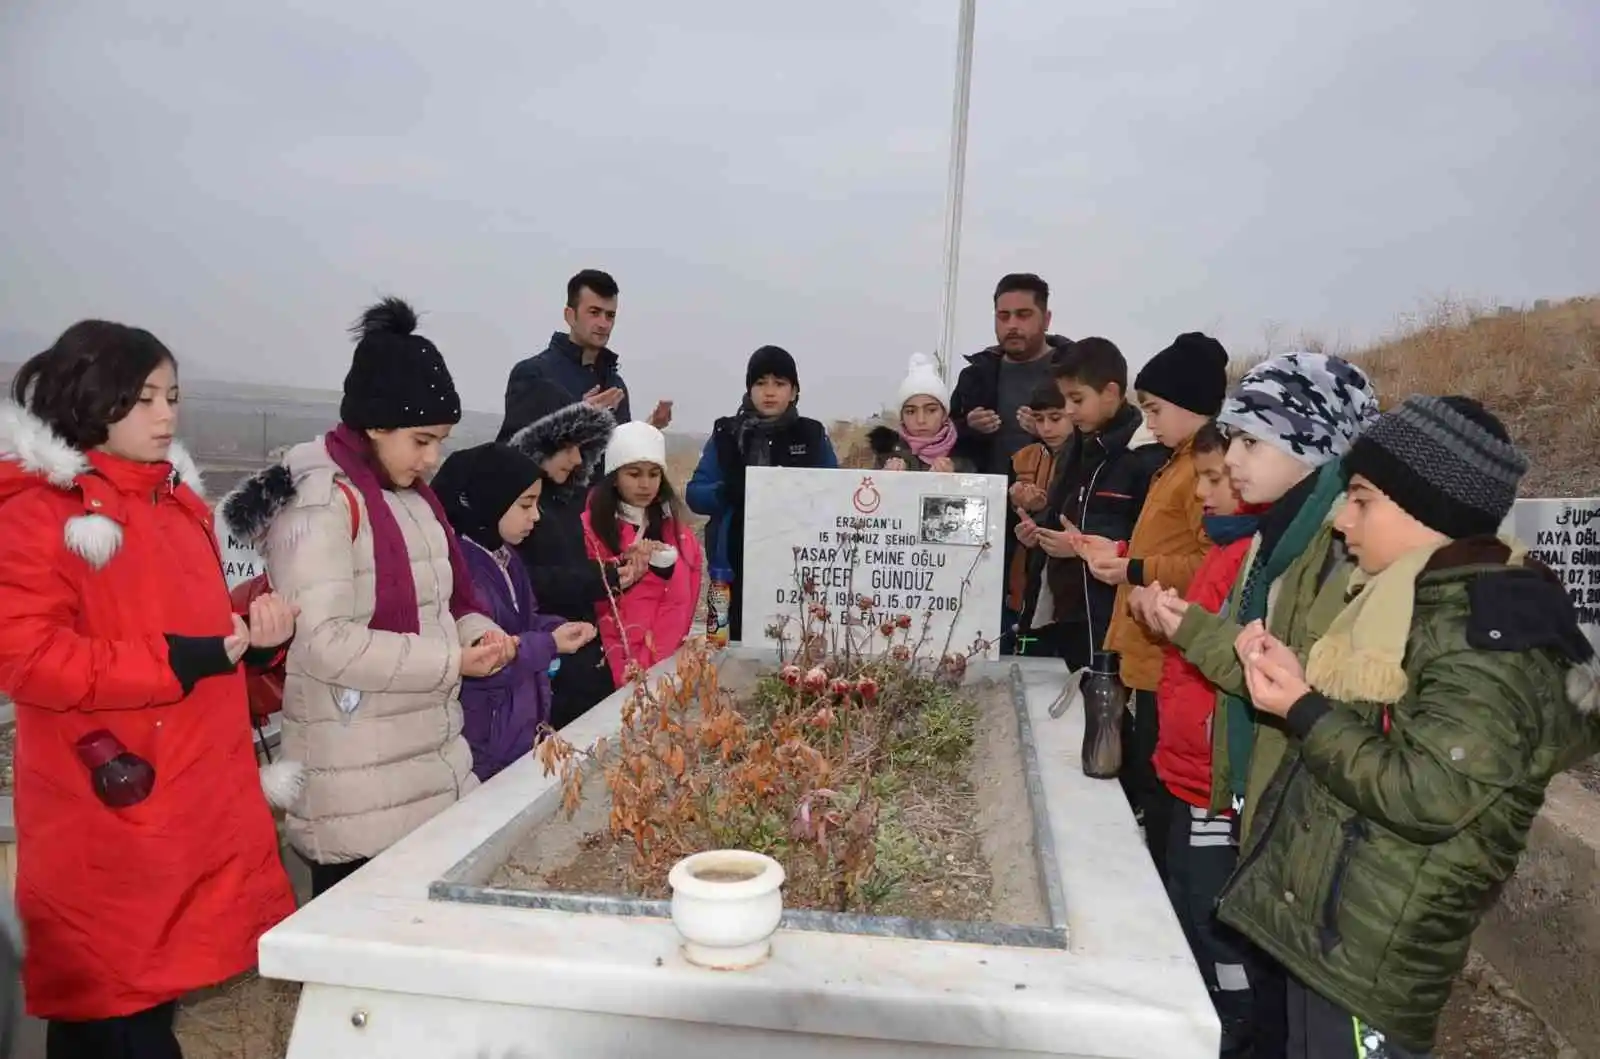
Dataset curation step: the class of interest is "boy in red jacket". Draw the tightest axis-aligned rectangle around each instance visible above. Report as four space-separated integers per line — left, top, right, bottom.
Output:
1132 421 1262 1058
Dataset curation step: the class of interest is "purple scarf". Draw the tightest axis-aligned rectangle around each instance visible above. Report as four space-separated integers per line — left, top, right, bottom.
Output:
900 417 958 463
325 425 484 633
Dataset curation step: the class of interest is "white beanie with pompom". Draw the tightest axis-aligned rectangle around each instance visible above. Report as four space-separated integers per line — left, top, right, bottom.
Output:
604 421 669 476
895 353 950 413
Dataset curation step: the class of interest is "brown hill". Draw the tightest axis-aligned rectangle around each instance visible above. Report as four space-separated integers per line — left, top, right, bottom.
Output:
1251 297 1600 498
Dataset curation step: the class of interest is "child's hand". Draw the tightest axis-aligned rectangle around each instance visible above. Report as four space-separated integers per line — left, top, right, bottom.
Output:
245 592 300 650
1075 534 1118 560
1035 515 1081 559
1017 405 1038 437
1127 584 1160 633
929 456 955 473
883 457 907 472
1014 510 1040 547
647 400 673 429
1236 624 1301 681
462 639 509 678
1148 590 1190 638
1086 552 1130 586
553 622 598 654
1242 649 1311 717
1008 482 1047 512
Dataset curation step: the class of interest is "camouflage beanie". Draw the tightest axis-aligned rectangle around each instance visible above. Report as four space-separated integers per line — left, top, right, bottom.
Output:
1218 352 1379 467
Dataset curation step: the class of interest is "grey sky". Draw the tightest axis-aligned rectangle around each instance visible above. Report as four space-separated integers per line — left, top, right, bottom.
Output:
2 1 1596 427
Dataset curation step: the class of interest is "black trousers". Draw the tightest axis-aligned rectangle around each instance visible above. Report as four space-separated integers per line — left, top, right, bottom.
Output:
1120 689 1170 881
1285 976 1430 1059
1164 794 1255 1056
1015 620 1096 673
305 856 371 899
47 1001 181 1059
549 638 615 731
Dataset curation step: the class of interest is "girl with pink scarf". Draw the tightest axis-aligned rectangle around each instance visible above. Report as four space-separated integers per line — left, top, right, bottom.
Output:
866 352 978 473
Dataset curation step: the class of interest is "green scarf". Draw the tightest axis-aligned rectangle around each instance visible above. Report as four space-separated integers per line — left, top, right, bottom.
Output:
1221 460 1345 800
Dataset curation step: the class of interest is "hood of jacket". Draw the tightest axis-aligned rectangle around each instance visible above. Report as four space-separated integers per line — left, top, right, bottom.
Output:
867 424 901 456
1420 536 1600 717
219 438 339 545
507 400 615 502
962 333 1073 367
0 402 206 569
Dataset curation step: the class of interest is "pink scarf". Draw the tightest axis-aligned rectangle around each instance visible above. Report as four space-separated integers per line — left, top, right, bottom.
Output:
900 418 958 463
324 425 484 633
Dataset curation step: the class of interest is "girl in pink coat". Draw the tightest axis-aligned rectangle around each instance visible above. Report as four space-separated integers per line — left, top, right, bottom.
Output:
582 422 704 683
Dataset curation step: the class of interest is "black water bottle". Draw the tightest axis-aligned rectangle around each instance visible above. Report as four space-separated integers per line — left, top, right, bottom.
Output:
1081 652 1126 779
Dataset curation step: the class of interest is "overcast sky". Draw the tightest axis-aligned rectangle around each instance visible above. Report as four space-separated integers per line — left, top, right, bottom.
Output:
2 1 1596 427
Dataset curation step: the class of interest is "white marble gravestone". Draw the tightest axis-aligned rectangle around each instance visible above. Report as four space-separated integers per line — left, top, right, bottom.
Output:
257 649 1218 1058
741 467 1008 659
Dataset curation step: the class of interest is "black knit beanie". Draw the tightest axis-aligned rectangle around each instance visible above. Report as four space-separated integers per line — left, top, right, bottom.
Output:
746 345 799 391
340 297 463 431
1133 332 1230 415
1343 394 1527 539
431 442 543 551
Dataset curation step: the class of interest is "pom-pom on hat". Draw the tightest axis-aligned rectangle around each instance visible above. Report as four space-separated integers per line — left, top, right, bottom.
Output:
339 297 463 431
895 352 950 412
604 420 668 476
1134 332 1230 415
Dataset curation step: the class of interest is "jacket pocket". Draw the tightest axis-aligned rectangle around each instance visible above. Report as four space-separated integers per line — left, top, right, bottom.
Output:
1318 815 1367 954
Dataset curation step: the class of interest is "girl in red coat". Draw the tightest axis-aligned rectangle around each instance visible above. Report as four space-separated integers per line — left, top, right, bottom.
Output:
0 322 298 1058
583 422 704 684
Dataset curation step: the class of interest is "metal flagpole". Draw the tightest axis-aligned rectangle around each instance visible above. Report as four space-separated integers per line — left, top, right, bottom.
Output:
936 0 978 384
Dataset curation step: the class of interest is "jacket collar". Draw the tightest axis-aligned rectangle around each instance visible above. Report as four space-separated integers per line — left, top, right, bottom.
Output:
962 333 1073 367
549 331 618 375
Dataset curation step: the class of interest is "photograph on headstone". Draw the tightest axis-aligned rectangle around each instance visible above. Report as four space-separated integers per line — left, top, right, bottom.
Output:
741 467 1007 658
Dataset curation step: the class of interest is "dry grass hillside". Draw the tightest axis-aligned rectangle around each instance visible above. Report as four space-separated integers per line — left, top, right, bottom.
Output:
1251 297 1600 498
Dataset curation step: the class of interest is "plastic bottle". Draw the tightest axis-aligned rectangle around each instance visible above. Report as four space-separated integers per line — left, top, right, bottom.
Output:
1080 652 1127 779
706 566 734 646
75 730 156 808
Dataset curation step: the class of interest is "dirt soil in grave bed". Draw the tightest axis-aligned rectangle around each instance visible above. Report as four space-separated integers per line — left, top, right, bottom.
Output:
489 673 1047 926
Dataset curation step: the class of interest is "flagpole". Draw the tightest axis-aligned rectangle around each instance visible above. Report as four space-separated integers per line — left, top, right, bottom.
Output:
936 0 978 384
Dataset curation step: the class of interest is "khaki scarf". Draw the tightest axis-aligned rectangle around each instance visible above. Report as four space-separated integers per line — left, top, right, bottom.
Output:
1306 535 1529 704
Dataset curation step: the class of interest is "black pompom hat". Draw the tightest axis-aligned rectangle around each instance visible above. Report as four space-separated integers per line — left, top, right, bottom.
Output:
339 297 463 431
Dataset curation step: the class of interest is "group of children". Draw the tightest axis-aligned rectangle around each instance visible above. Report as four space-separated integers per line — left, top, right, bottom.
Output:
982 329 1600 1058
2 292 1597 1059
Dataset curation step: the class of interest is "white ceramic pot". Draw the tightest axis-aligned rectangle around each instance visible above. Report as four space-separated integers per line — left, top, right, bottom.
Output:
667 849 786 970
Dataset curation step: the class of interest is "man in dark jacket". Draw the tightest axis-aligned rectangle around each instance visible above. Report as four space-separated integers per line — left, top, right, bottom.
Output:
498 269 672 442
507 400 620 729
949 272 1073 476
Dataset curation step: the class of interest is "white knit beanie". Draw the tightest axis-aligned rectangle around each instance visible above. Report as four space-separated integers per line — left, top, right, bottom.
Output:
895 353 950 412
604 421 668 475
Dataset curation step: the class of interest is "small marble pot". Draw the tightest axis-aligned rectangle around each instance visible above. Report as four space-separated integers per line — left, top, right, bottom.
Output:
667 849 785 970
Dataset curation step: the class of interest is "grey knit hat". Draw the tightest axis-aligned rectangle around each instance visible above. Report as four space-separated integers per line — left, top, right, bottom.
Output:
1218 352 1379 467
1343 395 1527 538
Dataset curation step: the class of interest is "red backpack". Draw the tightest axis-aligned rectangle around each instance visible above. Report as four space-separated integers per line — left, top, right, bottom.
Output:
229 479 361 721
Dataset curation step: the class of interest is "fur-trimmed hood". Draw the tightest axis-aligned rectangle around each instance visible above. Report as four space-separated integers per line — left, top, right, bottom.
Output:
220 463 297 546
0 402 206 570
507 401 615 501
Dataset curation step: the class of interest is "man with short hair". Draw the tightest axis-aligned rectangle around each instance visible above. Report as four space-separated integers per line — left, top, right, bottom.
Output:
498 269 672 441
950 273 1073 476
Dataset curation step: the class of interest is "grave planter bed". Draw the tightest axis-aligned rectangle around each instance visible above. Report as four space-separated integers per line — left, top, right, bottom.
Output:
257 645 1218 1059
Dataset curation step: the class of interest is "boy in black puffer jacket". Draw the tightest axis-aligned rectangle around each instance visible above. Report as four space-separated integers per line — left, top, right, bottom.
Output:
1017 338 1167 671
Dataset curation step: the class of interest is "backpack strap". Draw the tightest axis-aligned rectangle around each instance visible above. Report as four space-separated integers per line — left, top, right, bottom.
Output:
334 479 362 541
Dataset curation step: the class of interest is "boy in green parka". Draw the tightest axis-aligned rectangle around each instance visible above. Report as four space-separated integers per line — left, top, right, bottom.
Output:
1224 396 1598 1056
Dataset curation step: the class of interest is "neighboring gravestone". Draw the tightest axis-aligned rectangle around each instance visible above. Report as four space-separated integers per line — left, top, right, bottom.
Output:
740 467 1007 659
1507 497 1600 640
216 516 264 590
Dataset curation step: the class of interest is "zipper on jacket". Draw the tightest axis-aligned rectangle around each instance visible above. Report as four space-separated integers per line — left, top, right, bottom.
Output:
1077 456 1109 665
1317 816 1367 954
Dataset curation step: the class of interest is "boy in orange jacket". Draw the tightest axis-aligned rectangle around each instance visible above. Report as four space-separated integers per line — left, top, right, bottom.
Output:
1004 381 1072 654
1080 332 1229 882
